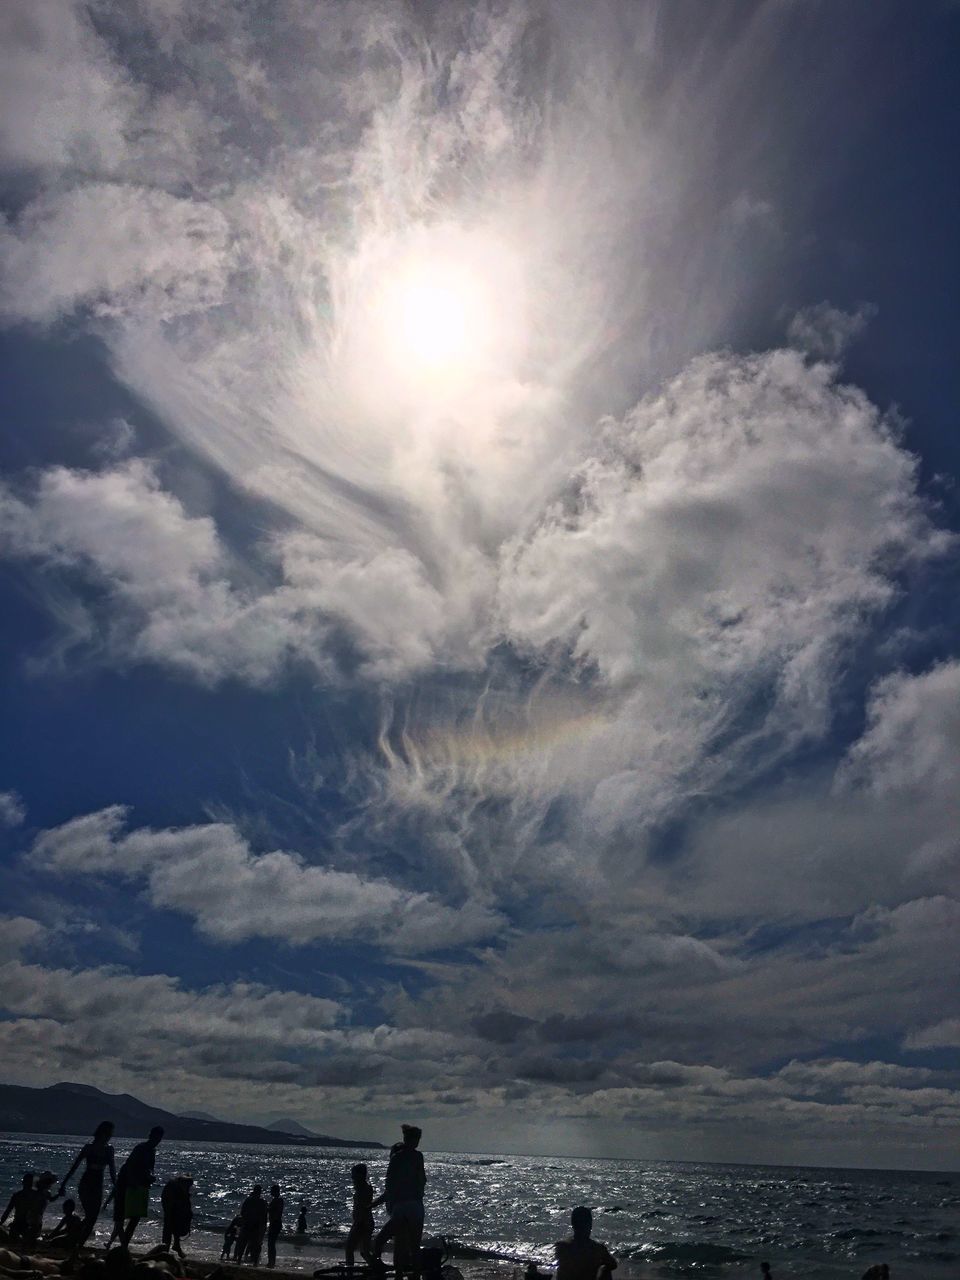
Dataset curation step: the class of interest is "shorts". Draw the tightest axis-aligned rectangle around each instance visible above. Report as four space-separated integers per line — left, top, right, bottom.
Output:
124 1187 149 1218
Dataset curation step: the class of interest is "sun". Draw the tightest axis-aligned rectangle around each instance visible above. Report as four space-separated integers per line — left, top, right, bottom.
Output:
336 222 527 416
395 277 473 368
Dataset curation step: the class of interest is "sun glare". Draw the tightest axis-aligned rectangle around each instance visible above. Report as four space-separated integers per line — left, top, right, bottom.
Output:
396 278 472 367
340 223 527 414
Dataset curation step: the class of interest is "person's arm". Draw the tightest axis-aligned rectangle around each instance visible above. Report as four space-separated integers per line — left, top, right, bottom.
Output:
59 1146 86 1197
0 1196 14 1226
599 1245 618 1274
107 1149 117 1188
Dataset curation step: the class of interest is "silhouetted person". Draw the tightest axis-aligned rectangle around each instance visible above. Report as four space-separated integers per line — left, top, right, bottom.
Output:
160 1175 193 1258
222 1216 241 1260
46 1200 83 1246
372 1124 426 1274
266 1185 284 1268
295 1204 308 1236
524 1266 546 1280
59 1120 117 1249
113 1126 164 1249
235 1185 268 1265
760 1265 772 1280
554 1208 617 1280
1 1174 37 1243
861 1267 889 1280
345 1164 375 1268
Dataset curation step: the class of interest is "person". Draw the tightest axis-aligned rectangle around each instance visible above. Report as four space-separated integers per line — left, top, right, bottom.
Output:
235 1185 268 1265
46 1200 84 1246
113 1126 164 1249
266 1185 284 1268
295 1204 308 1236
372 1124 426 1275
554 1208 617 1280
1 1174 37 1243
861 1267 889 1280
760 1265 773 1280
345 1164 375 1268
59 1120 118 1249
160 1175 193 1258
222 1216 241 1260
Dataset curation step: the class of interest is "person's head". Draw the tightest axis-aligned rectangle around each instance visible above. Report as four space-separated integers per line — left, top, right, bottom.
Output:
94 1121 115 1144
252 1184 263 1197
299 1202 307 1211
401 1124 422 1148
570 1207 592 1238
177 1174 193 1188
270 1184 280 1198
64 1199 77 1214
351 1163 368 1187
38 1171 57 1189
21 1172 35 1190
148 1126 164 1146
761 1266 771 1277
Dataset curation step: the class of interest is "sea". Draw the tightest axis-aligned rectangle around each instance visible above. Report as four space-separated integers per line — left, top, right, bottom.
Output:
1 1135 958 1280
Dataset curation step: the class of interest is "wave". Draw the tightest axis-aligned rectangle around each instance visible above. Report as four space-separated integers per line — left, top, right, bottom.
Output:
628 1242 751 1265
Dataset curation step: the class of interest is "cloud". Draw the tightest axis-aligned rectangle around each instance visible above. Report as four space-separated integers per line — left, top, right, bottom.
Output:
0 790 26 827
787 302 877 360
30 806 503 953
0 184 233 325
0 1 136 174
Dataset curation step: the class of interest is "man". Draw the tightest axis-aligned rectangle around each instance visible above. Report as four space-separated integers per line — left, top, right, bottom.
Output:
114 1126 164 1248
160 1174 193 1258
266 1185 284 1268
235 1185 268 1265
554 1208 617 1280
372 1124 426 1275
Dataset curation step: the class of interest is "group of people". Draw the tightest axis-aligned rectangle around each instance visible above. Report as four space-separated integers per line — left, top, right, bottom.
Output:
220 1185 293 1268
0 1123 172 1258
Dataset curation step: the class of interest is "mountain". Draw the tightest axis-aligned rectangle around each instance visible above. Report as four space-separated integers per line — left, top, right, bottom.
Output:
179 1111 223 1123
266 1118 319 1138
0 1082 382 1149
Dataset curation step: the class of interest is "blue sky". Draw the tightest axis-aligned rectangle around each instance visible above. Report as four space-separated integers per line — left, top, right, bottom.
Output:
1 0 958 1168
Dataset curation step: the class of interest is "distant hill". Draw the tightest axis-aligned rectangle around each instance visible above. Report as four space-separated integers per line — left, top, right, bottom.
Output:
266 1118 319 1138
0 1082 382 1149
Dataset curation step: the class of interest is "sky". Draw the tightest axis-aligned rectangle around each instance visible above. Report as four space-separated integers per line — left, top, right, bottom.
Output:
0 0 959 1170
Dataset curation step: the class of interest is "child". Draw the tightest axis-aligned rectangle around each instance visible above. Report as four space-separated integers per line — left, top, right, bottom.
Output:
46 1200 84 1246
295 1204 308 1236
345 1164 376 1269
221 1215 241 1260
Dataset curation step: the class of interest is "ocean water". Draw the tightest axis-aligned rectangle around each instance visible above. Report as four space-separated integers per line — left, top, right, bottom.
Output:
1 1135 958 1280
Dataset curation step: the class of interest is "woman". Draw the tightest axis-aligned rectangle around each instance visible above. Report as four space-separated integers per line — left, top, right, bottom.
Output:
58 1121 117 1248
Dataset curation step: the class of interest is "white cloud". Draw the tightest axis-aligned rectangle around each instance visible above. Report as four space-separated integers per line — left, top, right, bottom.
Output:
787 302 877 360
0 184 233 324
0 2 136 174
30 806 502 953
0 790 26 827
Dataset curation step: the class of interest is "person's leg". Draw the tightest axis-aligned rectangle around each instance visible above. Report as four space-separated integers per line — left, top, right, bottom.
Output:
268 1228 279 1268
372 1214 396 1264
162 1219 173 1251
234 1230 248 1262
121 1217 140 1249
346 1224 360 1268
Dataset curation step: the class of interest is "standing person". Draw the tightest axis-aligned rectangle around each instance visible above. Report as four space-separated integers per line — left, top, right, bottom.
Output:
58 1121 117 1249
235 1185 267 1265
372 1124 426 1275
160 1175 193 1259
266 1185 284 1268
345 1164 375 1269
294 1204 308 1236
554 1208 617 1280
114 1126 164 1249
